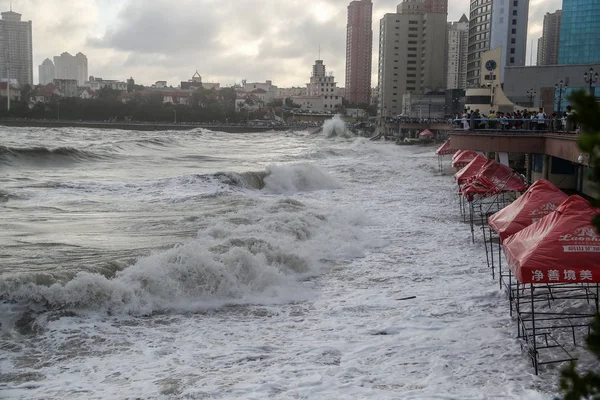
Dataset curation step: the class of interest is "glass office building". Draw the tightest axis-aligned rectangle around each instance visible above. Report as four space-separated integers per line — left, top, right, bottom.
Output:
558 0 600 64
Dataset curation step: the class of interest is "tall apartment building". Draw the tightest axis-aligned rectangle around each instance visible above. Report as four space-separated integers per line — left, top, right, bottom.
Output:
466 0 529 86
446 14 469 89
424 0 448 14
54 52 88 86
465 0 492 87
537 10 561 66
490 0 529 81
39 58 55 85
0 10 33 86
559 0 600 64
377 0 447 117
345 0 373 105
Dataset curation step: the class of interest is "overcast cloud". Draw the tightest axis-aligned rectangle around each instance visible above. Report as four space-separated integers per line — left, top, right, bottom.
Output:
9 0 561 87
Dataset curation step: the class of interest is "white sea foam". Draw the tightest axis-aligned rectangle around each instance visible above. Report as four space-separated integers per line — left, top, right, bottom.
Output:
0 197 372 317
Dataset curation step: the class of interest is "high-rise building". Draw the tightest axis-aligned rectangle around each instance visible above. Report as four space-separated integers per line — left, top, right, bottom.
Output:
0 10 33 86
466 0 529 86
536 37 543 66
446 14 469 89
39 58 55 85
377 0 447 117
76 52 88 87
424 0 448 14
345 0 373 105
537 10 561 66
54 52 88 86
490 0 529 81
559 0 600 64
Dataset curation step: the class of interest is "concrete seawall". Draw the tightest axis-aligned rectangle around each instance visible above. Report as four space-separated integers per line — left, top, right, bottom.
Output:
0 119 294 133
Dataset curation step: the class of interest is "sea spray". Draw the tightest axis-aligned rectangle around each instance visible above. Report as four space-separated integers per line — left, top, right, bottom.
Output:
322 115 353 138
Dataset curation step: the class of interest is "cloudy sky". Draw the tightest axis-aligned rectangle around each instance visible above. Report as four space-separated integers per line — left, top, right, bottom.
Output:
9 0 561 87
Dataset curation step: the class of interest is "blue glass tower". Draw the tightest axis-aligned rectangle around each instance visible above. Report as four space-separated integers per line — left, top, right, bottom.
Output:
558 0 600 64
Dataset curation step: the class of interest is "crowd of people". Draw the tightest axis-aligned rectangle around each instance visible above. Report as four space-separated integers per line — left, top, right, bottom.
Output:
452 106 579 133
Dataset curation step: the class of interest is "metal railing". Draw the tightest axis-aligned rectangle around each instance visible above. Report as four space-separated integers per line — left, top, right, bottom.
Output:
451 118 579 134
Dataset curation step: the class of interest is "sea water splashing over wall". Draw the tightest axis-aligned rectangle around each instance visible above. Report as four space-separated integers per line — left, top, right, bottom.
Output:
322 114 351 138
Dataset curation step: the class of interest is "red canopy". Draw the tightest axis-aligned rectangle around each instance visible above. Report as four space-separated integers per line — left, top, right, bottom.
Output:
452 150 479 168
419 129 434 137
488 179 568 242
453 154 487 184
459 160 528 200
435 140 457 155
504 195 600 283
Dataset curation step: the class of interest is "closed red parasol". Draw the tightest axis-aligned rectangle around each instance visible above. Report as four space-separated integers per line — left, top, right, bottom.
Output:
488 179 568 242
503 195 600 283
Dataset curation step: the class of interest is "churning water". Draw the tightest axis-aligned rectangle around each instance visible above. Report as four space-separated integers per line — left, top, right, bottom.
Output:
0 126 563 399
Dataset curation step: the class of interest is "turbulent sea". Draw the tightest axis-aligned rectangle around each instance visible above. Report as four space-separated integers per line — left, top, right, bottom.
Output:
0 126 556 399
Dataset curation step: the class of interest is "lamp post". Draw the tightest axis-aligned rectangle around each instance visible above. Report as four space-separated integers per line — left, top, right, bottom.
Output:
428 98 432 119
555 80 567 116
583 67 599 96
526 88 536 108
174 109 177 124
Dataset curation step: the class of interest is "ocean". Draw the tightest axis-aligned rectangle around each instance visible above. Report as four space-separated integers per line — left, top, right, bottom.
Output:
1 125 554 399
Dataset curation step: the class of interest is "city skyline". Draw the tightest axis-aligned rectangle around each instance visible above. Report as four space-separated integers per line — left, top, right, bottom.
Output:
7 0 562 87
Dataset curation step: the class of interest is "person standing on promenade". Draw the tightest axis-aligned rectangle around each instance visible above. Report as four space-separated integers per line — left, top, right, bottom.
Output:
536 108 547 131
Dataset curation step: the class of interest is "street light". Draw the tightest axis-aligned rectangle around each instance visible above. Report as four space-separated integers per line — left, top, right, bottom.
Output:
555 80 567 116
428 98 432 119
583 67 599 96
526 88 536 108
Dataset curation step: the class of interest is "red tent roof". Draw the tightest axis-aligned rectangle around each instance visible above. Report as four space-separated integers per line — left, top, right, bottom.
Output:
460 160 528 200
435 140 457 155
503 195 600 283
488 179 568 242
419 129 434 137
453 154 487 184
452 150 479 168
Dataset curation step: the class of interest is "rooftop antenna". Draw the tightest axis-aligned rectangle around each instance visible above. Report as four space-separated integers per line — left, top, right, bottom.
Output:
10 0 12 11
318 44 321 61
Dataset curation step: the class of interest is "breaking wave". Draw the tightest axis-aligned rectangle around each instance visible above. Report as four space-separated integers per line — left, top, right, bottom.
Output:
0 198 373 320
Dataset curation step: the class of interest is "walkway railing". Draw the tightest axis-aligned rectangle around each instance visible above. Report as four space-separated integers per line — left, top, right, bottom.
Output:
451 118 579 134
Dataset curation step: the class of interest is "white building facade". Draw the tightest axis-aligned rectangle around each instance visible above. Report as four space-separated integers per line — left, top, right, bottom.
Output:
84 76 127 91
446 14 469 89
294 59 343 112
54 52 88 86
39 58 55 85
0 10 33 85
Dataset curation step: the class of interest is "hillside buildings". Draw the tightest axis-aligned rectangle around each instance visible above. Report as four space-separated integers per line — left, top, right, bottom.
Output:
377 0 447 118
537 10 561 66
345 0 373 105
0 9 33 85
180 71 220 90
446 14 469 89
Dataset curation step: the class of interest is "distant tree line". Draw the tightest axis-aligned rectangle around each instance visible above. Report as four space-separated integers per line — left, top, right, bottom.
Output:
0 86 274 123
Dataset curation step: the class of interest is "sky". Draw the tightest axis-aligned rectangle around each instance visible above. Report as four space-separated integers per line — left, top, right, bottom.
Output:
8 0 562 87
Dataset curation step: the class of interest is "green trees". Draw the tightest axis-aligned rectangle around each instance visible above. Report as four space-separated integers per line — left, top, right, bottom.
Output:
557 91 600 399
0 87 247 123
